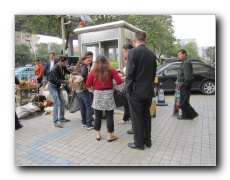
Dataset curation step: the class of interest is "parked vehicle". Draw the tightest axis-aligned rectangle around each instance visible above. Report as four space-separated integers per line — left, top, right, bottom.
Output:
160 58 204 65
15 66 35 80
156 61 215 95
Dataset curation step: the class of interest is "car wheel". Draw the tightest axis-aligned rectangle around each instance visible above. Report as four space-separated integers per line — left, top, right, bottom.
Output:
201 81 215 95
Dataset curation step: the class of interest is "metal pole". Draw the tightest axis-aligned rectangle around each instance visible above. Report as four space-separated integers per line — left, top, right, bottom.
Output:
61 17 66 55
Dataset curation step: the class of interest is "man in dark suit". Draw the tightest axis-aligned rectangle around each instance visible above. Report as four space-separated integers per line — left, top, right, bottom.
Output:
177 49 199 120
125 31 157 150
44 52 58 80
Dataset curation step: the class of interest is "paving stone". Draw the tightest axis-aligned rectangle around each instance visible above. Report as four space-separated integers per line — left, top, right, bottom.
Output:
14 94 216 166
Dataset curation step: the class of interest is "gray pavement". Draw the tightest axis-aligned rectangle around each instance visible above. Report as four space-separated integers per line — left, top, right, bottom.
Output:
15 93 216 166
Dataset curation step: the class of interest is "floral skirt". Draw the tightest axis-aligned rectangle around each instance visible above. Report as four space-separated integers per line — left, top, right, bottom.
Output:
92 89 116 110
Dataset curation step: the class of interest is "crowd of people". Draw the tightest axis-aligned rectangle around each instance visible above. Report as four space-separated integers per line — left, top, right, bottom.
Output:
15 31 199 150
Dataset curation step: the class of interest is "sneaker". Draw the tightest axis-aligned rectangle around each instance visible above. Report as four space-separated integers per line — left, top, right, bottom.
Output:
54 121 63 128
82 124 86 127
86 125 94 130
118 120 127 124
60 118 71 122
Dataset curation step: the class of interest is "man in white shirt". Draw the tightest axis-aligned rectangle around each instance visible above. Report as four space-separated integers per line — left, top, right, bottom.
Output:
44 52 58 80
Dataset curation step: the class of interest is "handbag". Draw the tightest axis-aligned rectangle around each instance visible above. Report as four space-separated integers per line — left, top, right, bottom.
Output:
113 89 126 108
68 91 80 113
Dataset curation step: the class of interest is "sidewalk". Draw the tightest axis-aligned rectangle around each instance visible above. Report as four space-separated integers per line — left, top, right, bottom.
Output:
15 93 216 166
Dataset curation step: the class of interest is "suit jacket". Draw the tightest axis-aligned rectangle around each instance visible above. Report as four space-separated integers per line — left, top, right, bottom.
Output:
125 44 157 98
179 58 194 87
44 59 58 77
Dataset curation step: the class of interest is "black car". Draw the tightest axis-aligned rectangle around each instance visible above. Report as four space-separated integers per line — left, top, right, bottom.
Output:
156 61 215 95
160 58 204 65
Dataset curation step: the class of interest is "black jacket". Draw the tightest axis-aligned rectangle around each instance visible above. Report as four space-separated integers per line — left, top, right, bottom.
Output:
44 59 59 77
77 64 89 82
48 63 70 88
179 58 194 87
125 44 157 98
15 76 19 85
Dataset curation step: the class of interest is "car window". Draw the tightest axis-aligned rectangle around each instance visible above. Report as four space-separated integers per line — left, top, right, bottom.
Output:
164 64 181 75
165 59 177 63
193 64 209 73
24 68 33 72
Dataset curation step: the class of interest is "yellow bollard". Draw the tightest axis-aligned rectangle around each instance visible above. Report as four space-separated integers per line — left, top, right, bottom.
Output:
150 96 156 118
150 80 157 118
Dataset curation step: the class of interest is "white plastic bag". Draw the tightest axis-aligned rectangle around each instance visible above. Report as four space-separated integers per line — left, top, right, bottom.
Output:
16 106 29 119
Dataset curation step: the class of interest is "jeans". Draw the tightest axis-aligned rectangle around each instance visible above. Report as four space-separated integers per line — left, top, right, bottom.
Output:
77 89 93 127
94 110 114 133
48 85 65 124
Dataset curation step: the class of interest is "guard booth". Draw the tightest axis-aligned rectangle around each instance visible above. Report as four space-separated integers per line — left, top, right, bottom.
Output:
73 20 143 70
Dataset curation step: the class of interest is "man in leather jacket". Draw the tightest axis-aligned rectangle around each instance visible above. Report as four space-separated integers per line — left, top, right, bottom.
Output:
48 55 71 128
177 49 199 120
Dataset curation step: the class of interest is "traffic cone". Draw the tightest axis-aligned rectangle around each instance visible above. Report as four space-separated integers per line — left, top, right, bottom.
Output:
156 83 168 106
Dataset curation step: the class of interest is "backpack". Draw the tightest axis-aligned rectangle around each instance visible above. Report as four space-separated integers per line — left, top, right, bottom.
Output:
68 73 86 91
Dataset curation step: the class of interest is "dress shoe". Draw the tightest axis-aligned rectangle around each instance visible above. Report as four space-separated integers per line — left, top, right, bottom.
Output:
15 124 23 130
191 113 199 119
144 140 152 148
128 142 144 150
127 129 133 134
177 116 190 120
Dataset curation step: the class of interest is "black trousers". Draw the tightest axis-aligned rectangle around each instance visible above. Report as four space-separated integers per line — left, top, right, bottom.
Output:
180 85 197 118
127 93 152 148
94 110 114 133
123 93 131 120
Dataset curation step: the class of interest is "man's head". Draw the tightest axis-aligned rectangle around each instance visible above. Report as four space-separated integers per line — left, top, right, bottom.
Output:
133 31 146 46
177 49 187 60
59 55 68 67
49 53 55 60
84 51 94 64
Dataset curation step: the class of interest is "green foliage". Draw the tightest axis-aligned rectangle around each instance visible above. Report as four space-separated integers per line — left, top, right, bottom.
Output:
91 15 176 59
183 42 200 59
206 46 215 61
50 43 63 55
170 41 201 59
110 61 119 69
16 15 62 37
74 51 79 56
15 43 32 66
36 43 49 59
16 15 178 60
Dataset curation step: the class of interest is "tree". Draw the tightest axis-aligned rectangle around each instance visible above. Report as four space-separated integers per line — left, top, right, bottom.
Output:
16 15 79 52
36 43 49 61
16 15 177 59
50 43 63 55
206 46 215 62
91 15 176 60
16 15 62 37
183 42 201 59
15 43 32 67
